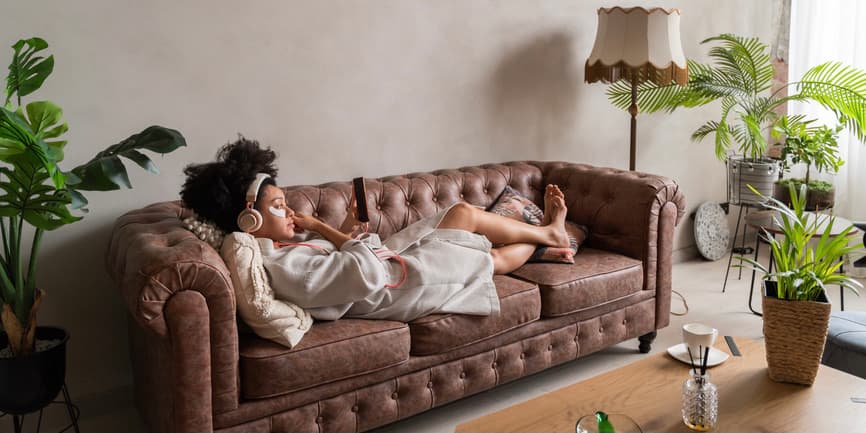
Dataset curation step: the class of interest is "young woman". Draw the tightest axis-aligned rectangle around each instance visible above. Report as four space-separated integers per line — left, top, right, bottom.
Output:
181 138 570 322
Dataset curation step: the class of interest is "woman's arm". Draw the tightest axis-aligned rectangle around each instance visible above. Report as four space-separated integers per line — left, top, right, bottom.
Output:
292 213 353 249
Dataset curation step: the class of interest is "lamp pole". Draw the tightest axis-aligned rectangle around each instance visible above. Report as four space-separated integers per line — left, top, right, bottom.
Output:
628 79 638 171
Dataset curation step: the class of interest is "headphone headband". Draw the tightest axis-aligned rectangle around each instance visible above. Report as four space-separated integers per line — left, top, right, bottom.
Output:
246 173 271 204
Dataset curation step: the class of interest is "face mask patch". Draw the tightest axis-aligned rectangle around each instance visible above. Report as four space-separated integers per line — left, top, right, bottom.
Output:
268 206 286 217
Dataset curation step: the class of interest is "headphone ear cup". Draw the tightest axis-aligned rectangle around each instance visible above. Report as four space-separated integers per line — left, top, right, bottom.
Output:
237 208 264 233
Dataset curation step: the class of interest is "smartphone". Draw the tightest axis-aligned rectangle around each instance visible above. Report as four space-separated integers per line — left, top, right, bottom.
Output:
352 177 370 223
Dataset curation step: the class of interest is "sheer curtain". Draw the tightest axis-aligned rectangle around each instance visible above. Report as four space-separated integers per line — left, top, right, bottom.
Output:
790 0 866 220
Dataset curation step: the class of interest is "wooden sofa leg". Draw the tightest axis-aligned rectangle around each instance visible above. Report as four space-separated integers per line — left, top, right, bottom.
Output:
638 331 657 353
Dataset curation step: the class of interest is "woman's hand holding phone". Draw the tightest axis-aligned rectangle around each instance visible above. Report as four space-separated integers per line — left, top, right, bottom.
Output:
340 193 369 237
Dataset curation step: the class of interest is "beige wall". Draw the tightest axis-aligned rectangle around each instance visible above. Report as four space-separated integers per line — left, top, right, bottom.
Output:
1 1 776 398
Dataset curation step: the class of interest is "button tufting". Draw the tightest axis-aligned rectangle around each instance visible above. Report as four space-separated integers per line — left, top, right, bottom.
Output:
622 319 627 325
459 193 464 198
376 205 382 210
427 381 434 389
313 212 319 217
548 345 553 351
391 392 398 400
316 416 323 424
351 405 359 413
459 372 466 379
519 352 525 359
491 361 498 368
599 327 604 333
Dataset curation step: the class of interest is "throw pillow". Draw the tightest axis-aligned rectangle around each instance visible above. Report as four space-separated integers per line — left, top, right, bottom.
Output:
527 221 588 264
487 186 544 226
220 232 313 348
486 185 588 264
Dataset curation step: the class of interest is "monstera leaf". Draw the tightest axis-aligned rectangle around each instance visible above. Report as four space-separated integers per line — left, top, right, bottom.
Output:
4 38 54 107
0 106 64 189
20 100 68 162
0 152 79 231
67 125 185 208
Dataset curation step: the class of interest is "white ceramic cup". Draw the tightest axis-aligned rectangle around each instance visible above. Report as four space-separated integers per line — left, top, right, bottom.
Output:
682 323 718 360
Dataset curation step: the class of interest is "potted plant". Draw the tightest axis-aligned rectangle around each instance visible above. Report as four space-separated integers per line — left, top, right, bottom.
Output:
605 34 866 206
0 38 186 415
738 183 863 385
772 117 844 210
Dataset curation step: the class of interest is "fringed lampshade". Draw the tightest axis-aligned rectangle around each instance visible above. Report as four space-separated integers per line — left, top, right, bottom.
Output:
585 7 688 170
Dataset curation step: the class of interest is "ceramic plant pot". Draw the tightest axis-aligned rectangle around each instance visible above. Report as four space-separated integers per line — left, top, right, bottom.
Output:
0 326 69 414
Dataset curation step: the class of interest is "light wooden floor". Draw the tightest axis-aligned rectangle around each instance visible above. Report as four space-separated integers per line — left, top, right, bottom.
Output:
4 247 864 433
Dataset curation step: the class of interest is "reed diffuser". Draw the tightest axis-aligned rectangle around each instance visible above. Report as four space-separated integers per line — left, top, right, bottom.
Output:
682 346 718 431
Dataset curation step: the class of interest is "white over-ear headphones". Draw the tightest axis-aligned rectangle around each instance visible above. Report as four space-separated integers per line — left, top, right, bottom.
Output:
237 173 271 233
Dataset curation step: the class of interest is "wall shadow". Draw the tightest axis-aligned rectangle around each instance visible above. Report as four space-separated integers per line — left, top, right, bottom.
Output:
485 31 580 160
33 220 133 398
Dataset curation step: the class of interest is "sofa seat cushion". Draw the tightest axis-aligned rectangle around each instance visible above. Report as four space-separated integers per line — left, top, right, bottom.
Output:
408 275 540 356
510 247 643 317
239 319 410 399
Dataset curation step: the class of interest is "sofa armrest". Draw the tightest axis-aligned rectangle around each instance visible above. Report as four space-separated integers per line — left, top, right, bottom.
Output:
544 163 686 328
106 201 240 414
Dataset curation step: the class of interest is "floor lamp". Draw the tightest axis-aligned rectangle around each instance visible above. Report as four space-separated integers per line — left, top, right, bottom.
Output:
585 7 689 171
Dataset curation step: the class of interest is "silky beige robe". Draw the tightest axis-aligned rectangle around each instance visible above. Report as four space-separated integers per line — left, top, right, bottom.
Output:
261 207 499 322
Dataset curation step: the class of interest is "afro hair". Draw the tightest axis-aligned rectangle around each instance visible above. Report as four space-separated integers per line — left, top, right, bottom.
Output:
180 137 278 232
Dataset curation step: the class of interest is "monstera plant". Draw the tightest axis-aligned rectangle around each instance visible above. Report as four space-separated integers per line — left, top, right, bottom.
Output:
0 38 186 357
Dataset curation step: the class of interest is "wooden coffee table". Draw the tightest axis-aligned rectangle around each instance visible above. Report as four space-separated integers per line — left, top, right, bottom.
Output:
455 337 866 432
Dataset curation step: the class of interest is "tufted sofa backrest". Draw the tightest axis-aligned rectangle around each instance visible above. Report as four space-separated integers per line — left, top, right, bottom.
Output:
282 162 550 239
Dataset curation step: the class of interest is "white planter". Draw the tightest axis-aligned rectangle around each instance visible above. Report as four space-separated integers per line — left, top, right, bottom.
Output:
726 155 781 206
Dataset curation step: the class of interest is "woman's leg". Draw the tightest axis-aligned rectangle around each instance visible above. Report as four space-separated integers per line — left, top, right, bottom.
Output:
491 243 537 274
437 184 569 248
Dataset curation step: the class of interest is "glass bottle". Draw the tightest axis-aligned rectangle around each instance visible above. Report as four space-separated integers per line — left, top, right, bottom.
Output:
681 371 718 431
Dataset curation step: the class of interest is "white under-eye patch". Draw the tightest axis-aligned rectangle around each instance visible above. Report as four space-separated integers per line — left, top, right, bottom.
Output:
268 206 286 217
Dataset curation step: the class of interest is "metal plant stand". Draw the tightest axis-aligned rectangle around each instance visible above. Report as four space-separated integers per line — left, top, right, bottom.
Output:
1 383 80 433
721 202 760 293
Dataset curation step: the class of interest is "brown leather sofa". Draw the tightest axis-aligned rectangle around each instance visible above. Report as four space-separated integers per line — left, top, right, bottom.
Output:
107 161 685 432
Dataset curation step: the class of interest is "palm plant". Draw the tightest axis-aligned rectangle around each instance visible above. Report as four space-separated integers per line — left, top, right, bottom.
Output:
737 183 863 302
0 37 186 357
606 34 866 162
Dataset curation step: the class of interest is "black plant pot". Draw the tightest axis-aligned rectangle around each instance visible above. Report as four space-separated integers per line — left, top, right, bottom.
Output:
0 326 69 415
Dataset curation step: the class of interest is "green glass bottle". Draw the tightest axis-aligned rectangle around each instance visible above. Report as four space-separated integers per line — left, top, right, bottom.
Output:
596 411 616 433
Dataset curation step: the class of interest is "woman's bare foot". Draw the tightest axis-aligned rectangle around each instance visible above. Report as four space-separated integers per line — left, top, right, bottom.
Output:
542 184 569 247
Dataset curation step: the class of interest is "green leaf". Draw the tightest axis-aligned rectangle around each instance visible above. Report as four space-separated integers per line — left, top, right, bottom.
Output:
68 188 89 211
69 125 185 191
0 154 79 231
24 101 63 137
5 38 54 105
795 61 866 141
122 149 159 174
18 101 67 164
45 140 66 162
0 107 63 189
71 156 131 191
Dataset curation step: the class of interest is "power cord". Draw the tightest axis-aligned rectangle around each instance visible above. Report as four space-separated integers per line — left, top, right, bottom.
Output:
671 289 689 316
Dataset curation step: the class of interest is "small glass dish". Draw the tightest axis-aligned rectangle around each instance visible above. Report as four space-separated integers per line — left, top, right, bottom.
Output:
575 412 643 433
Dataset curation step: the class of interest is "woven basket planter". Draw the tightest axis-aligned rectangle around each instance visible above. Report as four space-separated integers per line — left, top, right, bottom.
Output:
762 281 831 386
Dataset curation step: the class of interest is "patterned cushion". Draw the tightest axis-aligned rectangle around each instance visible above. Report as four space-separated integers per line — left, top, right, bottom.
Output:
487 186 543 225
487 186 587 264
528 222 588 264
